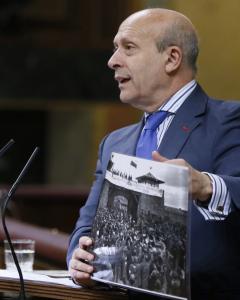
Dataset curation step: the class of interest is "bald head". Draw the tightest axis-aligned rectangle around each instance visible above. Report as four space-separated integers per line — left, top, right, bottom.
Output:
120 8 199 74
108 8 199 111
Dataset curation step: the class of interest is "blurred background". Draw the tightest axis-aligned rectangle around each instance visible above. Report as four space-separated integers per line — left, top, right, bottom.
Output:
0 0 240 269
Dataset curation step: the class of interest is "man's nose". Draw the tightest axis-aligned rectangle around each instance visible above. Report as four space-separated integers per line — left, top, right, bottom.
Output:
107 50 122 70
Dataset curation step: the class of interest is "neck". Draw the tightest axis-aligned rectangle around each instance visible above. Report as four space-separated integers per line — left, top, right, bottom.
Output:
144 75 195 113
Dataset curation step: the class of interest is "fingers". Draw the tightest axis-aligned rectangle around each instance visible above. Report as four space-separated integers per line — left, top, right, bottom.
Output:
79 236 93 250
152 151 168 162
73 248 94 264
152 151 188 168
69 236 95 285
69 255 93 278
152 152 212 201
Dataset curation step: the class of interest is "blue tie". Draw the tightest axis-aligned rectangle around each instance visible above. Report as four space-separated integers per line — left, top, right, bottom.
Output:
136 111 168 159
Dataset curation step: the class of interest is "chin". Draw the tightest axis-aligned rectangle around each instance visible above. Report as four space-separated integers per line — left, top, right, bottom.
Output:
119 93 136 104
120 92 144 107
120 96 148 112
119 97 130 104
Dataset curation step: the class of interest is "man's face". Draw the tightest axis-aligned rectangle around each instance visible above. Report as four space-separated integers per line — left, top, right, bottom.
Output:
108 17 168 111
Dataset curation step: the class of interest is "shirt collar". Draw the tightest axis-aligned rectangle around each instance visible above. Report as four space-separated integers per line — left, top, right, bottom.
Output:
144 80 197 120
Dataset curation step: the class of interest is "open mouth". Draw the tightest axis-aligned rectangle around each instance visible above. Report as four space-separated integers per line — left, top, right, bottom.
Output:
115 74 131 84
115 75 131 85
120 78 130 84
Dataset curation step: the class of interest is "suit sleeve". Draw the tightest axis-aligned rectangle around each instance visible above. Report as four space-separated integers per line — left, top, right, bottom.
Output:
213 104 240 211
66 136 107 266
195 102 240 220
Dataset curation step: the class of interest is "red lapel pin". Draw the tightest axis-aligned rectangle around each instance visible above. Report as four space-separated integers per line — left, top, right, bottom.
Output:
181 125 190 132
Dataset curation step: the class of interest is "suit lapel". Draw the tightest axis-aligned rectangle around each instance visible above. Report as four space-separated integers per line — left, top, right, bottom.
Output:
158 85 208 158
112 118 144 157
124 119 144 156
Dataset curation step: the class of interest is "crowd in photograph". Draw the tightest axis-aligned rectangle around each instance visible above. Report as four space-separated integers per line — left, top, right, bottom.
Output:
91 198 187 297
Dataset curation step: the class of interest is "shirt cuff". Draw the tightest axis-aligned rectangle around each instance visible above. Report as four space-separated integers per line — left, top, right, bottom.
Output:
194 172 231 220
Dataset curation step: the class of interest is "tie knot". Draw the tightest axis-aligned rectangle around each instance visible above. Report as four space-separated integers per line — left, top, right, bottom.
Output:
145 111 168 130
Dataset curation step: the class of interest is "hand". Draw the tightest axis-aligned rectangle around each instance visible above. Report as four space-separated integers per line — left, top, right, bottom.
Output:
69 236 95 286
152 151 212 202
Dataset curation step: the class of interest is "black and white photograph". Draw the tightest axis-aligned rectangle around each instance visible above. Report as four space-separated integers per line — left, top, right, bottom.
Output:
91 153 189 299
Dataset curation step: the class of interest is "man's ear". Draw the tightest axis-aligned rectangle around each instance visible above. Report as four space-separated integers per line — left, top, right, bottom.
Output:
165 46 182 74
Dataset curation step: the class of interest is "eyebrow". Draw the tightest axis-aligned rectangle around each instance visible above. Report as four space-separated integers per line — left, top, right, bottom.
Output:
113 36 137 47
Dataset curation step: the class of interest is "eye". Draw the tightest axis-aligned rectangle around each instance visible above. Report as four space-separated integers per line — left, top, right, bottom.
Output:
125 44 134 50
124 43 137 55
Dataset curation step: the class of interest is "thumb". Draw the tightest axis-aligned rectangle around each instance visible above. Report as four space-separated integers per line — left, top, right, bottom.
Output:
152 151 168 162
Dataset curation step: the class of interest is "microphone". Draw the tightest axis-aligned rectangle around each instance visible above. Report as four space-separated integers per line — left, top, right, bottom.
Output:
0 139 15 202
1 147 39 300
0 139 15 158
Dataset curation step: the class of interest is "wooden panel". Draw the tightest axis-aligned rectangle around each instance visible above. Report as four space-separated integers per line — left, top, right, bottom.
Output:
0 0 145 49
0 279 128 300
173 0 240 100
0 218 69 268
3 185 89 233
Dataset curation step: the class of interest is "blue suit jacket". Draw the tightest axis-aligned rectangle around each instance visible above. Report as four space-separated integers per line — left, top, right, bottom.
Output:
67 85 240 298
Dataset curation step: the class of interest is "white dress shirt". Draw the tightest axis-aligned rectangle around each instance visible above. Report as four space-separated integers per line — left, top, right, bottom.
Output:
144 80 231 220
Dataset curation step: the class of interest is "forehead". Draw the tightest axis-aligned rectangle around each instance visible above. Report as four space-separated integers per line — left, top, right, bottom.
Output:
113 17 159 45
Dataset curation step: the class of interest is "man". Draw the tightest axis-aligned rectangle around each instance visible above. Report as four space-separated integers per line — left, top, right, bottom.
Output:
67 8 240 300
